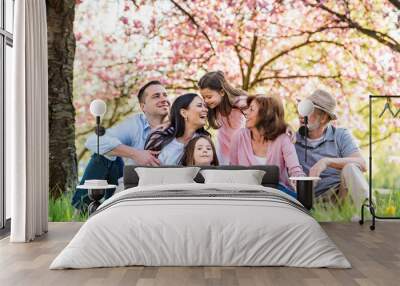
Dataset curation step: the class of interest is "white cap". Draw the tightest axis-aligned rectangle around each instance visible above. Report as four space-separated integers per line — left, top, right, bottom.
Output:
90 99 107 117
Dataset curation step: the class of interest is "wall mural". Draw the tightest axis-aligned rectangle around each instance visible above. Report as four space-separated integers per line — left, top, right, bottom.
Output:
47 0 400 222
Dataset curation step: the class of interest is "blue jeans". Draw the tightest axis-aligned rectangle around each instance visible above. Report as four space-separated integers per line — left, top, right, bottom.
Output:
277 183 297 199
71 154 124 213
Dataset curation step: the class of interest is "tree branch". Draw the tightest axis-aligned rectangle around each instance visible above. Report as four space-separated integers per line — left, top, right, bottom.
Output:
130 0 139 9
359 131 398 148
306 0 400 53
251 39 344 88
169 0 216 55
77 148 89 162
388 0 400 10
243 33 258 90
262 24 351 39
251 73 341 87
234 44 246 87
76 127 94 138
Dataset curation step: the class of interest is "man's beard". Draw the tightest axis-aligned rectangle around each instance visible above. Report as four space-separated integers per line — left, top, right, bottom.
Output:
298 121 320 137
308 121 320 131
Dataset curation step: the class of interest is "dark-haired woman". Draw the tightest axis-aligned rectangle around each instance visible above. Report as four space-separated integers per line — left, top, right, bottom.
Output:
145 93 210 165
229 95 305 197
180 135 219 166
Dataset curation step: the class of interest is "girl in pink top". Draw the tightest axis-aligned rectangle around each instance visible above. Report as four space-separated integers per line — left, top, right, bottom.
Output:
230 95 305 197
198 71 248 165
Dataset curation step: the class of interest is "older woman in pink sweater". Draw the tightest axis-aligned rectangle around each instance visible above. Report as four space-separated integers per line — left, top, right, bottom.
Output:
230 95 305 197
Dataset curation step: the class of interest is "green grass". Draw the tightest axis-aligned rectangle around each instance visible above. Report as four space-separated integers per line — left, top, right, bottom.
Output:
48 191 87 222
374 189 400 217
311 190 400 221
311 194 358 222
49 189 398 222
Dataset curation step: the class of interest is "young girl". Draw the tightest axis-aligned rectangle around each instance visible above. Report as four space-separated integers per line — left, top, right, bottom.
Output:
198 71 248 165
180 135 219 166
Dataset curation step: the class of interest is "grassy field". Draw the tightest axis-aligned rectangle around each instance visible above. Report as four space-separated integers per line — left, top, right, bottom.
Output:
48 192 87 222
49 189 399 222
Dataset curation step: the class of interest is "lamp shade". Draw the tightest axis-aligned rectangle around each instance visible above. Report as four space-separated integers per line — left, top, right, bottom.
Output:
298 99 314 117
90 99 107 117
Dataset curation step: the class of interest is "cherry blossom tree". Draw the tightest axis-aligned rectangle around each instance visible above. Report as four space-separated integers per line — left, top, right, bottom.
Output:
73 0 400 164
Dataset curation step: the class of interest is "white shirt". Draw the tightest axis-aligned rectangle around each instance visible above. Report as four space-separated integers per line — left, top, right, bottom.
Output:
158 139 185 165
307 135 324 148
254 155 266 165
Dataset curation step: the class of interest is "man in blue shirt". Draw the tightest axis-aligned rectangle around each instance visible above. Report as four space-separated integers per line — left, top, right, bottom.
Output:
295 90 368 211
72 80 170 212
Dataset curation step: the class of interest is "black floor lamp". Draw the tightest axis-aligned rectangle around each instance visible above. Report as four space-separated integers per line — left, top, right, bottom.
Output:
90 99 107 159
290 99 320 210
359 95 400 230
298 99 315 163
88 99 114 214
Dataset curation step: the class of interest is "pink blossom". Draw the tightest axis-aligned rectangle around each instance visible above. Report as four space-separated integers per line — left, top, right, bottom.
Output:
227 0 235 7
224 39 235 46
75 32 82 41
388 76 396 83
104 35 116 44
119 16 129 25
73 0 398 147
133 20 143 29
84 40 94 49
97 71 111 82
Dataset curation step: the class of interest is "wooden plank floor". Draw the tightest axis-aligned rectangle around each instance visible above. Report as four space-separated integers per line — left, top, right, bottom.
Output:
0 222 399 286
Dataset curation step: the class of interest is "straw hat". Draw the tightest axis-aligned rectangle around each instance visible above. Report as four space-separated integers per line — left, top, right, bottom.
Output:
307 89 337 120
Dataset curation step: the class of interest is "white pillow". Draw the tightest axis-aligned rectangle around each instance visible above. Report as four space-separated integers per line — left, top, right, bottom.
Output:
200 169 266 185
135 167 200 186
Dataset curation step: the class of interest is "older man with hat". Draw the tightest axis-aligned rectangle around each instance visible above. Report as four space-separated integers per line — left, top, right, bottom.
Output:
295 89 368 211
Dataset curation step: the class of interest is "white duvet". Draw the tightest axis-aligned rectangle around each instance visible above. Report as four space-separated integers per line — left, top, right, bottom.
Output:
50 183 350 269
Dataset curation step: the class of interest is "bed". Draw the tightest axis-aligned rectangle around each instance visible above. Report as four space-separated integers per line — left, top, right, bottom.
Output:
50 165 350 269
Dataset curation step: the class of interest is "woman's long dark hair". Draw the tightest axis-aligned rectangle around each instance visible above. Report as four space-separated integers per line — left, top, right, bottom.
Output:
198 71 247 129
145 93 210 152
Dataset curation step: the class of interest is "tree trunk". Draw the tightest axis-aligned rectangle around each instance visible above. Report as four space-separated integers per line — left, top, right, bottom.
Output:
46 0 77 198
